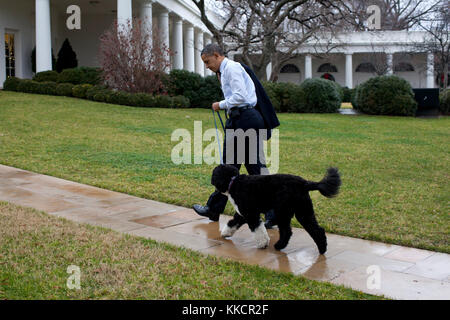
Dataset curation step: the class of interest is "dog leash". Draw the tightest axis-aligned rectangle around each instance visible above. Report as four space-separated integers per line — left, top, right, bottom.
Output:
212 109 225 164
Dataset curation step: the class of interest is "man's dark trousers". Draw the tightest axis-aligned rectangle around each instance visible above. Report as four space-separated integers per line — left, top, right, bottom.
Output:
207 107 275 221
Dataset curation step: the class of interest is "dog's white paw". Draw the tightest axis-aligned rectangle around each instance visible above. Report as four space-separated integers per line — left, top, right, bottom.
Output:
254 224 270 249
221 224 238 238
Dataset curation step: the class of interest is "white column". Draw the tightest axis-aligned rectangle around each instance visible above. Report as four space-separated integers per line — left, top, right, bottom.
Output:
194 28 204 76
426 52 435 88
35 0 52 73
158 8 170 67
117 0 132 30
172 17 183 70
345 53 353 88
386 53 393 75
305 54 312 79
140 0 153 39
184 23 195 72
266 61 272 81
0 26 5 86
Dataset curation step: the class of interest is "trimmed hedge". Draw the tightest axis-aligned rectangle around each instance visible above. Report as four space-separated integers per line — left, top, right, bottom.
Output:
3 77 21 91
17 79 40 94
57 67 102 85
38 81 58 95
56 83 74 96
72 84 93 99
166 69 222 108
3 77 190 109
107 90 134 106
31 67 102 86
439 89 450 114
354 75 417 116
298 78 341 113
33 70 59 83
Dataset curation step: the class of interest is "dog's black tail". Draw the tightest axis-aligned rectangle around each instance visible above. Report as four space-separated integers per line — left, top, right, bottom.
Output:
305 167 341 198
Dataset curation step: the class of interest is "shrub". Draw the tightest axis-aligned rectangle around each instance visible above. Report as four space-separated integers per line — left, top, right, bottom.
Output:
262 82 304 113
57 68 85 85
262 82 281 112
439 89 450 114
55 83 74 96
86 85 108 100
330 81 345 102
298 78 341 113
37 81 58 95
154 94 173 108
3 77 21 91
355 75 417 116
55 38 78 73
343 87 352 103
172 95 191 108
72 84 93 99
33 70 59 82
196 75 223 108
351 85 360 109
106 90 134 106
78 67 102 85
167 69 204 107
17 79 40 94
56 67 102 85
128 93 155 107
92 89 112 102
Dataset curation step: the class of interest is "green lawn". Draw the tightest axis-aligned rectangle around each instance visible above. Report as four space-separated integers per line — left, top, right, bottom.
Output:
0 201 378 299
0 91 449 253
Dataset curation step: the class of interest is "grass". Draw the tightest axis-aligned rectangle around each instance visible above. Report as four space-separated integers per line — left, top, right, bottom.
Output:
0 91 449 254
0 201 378 299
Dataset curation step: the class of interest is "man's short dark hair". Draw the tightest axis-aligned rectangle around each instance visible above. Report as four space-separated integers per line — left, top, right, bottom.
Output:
201 43 224 57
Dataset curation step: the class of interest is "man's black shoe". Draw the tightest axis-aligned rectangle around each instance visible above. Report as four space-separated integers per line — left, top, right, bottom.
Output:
264 219 277 229
193 204 220 222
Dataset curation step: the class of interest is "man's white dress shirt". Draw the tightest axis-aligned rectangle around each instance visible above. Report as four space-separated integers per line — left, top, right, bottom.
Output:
218 58 257 111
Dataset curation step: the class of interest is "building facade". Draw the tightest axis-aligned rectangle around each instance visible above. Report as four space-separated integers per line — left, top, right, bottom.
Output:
0 0 440 89
0 0 219 88
275 31 437 89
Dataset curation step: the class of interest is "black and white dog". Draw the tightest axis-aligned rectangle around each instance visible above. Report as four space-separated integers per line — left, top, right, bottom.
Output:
211 164 341 254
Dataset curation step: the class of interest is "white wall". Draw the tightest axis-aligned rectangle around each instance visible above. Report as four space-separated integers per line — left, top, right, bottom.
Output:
60 13 115 67
0 0 35 87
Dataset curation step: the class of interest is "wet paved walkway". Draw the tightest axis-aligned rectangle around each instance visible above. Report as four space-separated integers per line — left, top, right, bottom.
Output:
0 164 449 300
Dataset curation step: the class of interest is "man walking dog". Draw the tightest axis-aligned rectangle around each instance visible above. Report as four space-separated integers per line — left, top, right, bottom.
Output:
193 43 280 228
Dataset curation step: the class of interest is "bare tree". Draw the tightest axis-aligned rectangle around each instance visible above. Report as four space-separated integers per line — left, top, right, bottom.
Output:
191 0 351 81
416 0 449 89
334 0 440 31
98 18 172 94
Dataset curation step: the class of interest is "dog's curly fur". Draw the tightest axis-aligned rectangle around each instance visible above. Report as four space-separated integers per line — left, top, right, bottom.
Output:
211 164 341 253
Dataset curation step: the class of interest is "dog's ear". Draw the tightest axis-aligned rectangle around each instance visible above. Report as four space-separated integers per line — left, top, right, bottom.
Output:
211 164 238 193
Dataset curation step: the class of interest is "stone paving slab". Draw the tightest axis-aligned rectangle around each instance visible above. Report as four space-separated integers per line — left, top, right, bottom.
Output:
0 163 449 300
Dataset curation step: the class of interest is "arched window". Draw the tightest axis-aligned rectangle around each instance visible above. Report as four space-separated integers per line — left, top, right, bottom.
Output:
394 62 415 72
280 64 300 73
355 62 376 73
317 63 338 73
321 73 335 81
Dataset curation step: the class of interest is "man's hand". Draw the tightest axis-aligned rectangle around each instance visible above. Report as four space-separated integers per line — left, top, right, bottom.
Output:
212 102 220 111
